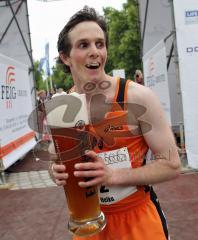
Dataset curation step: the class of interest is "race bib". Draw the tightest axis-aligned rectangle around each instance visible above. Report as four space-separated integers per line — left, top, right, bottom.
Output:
97 147 137 205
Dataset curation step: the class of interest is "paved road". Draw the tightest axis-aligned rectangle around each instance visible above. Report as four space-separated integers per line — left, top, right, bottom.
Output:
0 150 198 240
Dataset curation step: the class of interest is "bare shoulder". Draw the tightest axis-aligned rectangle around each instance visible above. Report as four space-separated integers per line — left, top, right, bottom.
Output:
127 80 170 136
127 81 158 106
127 81 180 166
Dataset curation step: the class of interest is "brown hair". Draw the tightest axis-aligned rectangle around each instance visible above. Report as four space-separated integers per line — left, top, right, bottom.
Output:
57 6 108 73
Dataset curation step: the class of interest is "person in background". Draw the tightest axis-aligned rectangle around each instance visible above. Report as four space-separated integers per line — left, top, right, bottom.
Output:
51 88 67 98
47 88 56 99
134 69 144 85
37 90 46 113
48 6 181 240
37 90 46 139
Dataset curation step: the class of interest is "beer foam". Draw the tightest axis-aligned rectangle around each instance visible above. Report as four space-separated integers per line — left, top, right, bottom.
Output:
46 93 89 128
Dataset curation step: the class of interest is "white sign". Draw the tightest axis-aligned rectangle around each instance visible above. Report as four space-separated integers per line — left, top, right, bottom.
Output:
143 40 171 124
185 10 198 24
173 0 198 168
112 69 125 79
0 53 36 169
98 147 137 205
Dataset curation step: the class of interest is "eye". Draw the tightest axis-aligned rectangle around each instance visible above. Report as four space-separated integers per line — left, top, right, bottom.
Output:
96 41 105 49
78 42 88 49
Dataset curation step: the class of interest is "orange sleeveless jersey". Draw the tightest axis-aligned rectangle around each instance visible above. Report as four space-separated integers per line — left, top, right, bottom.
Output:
73 78 168 240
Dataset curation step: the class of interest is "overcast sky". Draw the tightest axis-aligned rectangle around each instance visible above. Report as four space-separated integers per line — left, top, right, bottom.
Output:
27 0 126 68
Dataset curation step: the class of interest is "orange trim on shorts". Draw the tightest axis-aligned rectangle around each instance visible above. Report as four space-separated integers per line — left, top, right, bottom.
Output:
0 131 35 159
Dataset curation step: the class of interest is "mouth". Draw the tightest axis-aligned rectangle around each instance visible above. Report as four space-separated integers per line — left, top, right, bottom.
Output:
85 62 100 69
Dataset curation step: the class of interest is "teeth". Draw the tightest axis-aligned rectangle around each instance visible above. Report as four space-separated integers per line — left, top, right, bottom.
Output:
86 63 99 67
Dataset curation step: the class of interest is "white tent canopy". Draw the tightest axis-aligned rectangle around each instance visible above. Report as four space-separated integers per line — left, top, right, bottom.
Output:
0 0 36 171
0 0 33 67
138 0 198 169
138 0 183 129
0 0 35 100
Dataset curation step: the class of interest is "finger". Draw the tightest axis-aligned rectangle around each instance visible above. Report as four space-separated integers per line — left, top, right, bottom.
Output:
53 164 66 173
74 161 103 170
74 169 104 178
53 172 68 180
85 150 99 160
78 177 103 188
49 162 68 182
55 179 67 186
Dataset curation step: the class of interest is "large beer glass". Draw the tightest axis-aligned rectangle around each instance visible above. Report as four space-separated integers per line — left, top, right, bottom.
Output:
46 93 106 237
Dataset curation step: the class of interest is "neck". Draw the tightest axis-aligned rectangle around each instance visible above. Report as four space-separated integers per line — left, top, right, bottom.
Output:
72 75 117 105
74 74 114 94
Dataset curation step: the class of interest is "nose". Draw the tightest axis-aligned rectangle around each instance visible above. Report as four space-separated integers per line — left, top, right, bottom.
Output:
88 44 99 58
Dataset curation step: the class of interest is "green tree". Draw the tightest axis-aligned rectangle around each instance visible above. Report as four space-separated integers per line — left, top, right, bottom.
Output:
33 60 46 90
33 60 73 92
51 63 73 92
34 0 141 90
104 0 141 79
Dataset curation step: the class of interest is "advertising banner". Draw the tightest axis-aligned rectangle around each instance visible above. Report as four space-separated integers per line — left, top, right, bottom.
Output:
0 53 36 169
0 0 36 112
174 0 198 168
143 40 171 124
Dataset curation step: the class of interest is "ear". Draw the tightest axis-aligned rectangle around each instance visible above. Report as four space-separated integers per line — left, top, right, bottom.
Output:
60 53 71 67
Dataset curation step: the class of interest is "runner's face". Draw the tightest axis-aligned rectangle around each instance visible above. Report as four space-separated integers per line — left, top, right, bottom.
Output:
62 21 107 88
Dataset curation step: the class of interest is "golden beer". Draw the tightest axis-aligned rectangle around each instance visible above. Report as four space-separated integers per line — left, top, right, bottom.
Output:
46 94 106 236
50 127 106 236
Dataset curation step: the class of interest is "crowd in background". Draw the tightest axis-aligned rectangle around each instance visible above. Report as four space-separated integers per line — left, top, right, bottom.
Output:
36 87 67 102
36 69 143 141
36 69 144 102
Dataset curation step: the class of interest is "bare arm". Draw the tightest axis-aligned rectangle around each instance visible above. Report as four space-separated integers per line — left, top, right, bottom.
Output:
73 84 181 188
51 83 181 188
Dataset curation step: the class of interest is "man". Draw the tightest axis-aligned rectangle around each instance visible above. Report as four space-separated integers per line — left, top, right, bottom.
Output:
49 6 181 240
134 69 144 85
37 90 46 139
